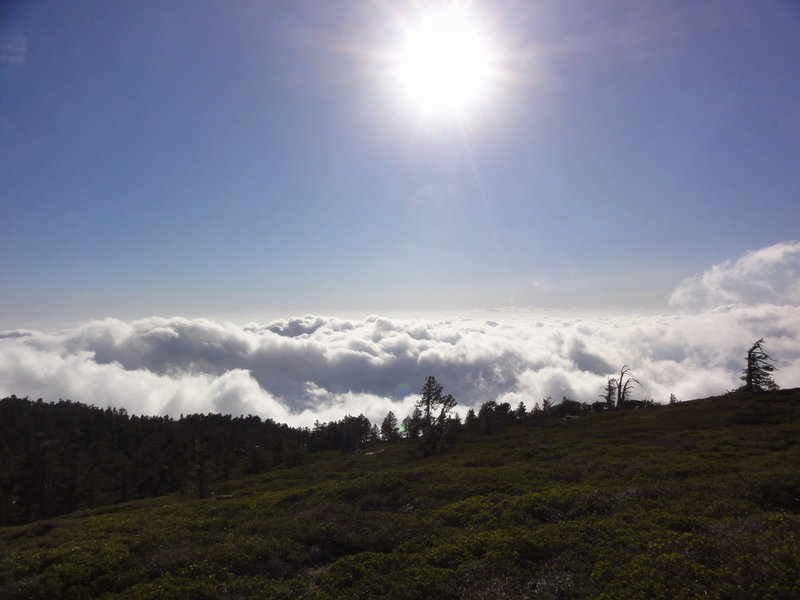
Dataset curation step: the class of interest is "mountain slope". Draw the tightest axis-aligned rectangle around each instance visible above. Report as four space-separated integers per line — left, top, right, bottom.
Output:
2 390 800 599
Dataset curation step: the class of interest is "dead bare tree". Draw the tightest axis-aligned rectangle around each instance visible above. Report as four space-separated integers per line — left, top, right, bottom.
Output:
615 366 640 409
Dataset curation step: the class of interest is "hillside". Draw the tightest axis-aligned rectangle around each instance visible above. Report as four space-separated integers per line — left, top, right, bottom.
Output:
2 390 800 599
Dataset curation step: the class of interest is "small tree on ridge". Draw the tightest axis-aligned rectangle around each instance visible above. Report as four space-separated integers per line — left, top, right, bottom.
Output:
600 377 617 409
381 411 400 442
615 366 640 409
416 376 457 454
740 338 779 393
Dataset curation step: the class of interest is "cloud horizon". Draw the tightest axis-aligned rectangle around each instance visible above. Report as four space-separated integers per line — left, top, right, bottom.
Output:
2 243 799 427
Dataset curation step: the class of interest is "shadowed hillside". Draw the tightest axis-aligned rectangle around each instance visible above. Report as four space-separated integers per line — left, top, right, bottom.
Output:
2 389 799 599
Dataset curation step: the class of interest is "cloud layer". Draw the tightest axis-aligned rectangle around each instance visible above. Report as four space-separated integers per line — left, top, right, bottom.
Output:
1 307 798 427
2 243 799 427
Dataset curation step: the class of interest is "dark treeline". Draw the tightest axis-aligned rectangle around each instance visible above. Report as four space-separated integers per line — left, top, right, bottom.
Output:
0 390 656 527
0 396 308 526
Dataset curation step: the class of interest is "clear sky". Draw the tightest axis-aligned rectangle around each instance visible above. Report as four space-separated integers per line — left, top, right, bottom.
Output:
2 0 800 329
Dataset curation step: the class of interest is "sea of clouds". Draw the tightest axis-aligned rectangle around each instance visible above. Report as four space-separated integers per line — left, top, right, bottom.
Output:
2 242 799 427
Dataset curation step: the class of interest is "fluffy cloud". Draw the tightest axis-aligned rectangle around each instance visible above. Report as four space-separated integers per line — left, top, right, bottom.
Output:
3 244 798 426
1 305 799 427
670 241 800 310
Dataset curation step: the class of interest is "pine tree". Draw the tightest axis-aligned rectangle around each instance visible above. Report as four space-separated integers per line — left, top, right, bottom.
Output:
369 424 380 442
600 378 617 409
380 411 399 442
514 401 527 420
405 407 423 439
416 376 457 454
464 408 477 431
740 338 779 393
477 400 498 435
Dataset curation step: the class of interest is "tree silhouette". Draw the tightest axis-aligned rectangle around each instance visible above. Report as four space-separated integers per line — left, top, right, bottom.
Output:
403 407 423 439
464 408 477 431
416 376 457 454
380 411 400 442
600 377 617 409
615 366 640 409
477 400 498 434
514 401 527 420
740 338 779 393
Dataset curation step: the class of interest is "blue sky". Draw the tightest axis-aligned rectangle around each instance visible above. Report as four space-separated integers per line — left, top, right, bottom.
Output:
2 0 800 329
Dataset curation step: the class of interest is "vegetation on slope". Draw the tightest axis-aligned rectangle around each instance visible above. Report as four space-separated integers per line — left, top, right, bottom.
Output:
2 389 800 599
0 398 309 525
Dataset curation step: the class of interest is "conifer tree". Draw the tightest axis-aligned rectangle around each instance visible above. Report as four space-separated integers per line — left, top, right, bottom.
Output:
369 424 380 442
600 378 617 409
380 411 400 442
514 401 527 420
404 407 423 439
740 338 779 393
416 376 457 454
464 408 477 431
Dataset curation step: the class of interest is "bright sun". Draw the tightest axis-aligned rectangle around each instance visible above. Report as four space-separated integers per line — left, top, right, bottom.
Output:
392 6 496 120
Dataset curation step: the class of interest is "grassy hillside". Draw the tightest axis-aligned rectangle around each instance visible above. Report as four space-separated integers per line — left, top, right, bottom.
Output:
2 390 800 599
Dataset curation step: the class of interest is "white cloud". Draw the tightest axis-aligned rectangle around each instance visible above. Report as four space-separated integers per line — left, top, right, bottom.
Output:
2 243 798 425
1 305 798 427
670 241 800 310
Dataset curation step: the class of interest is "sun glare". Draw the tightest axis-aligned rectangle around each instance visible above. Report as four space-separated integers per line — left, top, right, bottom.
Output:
392 7 496 120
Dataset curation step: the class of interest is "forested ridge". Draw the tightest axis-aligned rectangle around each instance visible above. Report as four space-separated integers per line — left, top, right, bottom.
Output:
1 341 782 528
0 388 585 526
0 396 395 526
1 388 800 599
